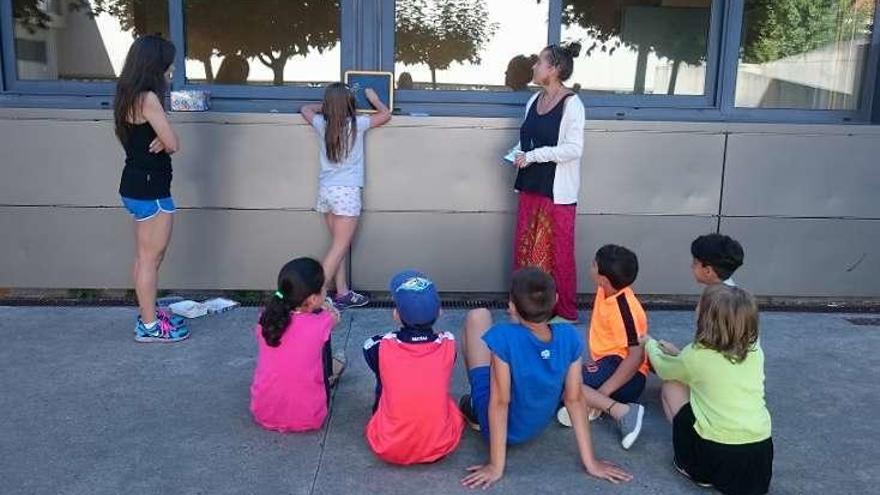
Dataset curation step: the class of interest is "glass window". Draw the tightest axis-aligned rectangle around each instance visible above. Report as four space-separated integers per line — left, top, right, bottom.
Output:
560 0 712 96
183 0 340 87
735 0 875 110
12 0 168 81
394 0 549 91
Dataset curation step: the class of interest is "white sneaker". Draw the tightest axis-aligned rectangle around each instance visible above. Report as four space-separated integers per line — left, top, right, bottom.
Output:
556 406 602 427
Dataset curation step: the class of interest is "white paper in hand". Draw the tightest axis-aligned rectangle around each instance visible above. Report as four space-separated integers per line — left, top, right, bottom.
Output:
503 147 519 165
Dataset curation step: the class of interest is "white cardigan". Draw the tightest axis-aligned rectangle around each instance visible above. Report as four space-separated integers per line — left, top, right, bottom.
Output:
516 92 586 205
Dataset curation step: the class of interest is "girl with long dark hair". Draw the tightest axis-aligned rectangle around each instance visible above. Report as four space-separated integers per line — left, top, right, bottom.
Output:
114 35 187 342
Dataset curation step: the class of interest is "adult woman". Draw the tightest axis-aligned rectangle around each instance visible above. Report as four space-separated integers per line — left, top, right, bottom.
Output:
512 42 585 322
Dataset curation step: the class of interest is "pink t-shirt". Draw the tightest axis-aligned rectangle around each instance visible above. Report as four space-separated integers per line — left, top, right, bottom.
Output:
250 310 333 432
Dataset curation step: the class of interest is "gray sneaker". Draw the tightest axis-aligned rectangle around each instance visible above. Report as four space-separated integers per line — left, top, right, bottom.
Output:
618 403 644 450
333 290 370 310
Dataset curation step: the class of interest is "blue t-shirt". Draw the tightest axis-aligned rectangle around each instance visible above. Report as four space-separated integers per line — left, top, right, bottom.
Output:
311 114 371 188
482 322 584 444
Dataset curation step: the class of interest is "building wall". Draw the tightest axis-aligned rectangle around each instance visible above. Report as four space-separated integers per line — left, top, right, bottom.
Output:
1 108 878 296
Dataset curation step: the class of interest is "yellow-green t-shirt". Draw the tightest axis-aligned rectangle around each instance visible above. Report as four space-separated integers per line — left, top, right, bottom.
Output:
646 338 772 444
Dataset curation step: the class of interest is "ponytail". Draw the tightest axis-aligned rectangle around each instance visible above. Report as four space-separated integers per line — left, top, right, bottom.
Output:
259 258 325 347
260 293 297 347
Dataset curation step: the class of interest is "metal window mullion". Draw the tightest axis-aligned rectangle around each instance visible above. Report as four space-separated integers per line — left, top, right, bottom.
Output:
169 0 185 91
360 0 383 70
183 83 326 100
1 0 16 91
0 17 5 92
548 0 561 45
379 0 395 73
868 3 880 123
717 0 744 117
701 0 725 108
341 0 358 75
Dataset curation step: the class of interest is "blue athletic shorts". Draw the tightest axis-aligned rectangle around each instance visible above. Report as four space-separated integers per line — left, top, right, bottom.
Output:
583 355 646 404
121 196 176 221
467 366 492 439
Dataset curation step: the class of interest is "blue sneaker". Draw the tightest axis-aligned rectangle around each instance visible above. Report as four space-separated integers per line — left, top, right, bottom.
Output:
157 307 186 327
135 314 189 343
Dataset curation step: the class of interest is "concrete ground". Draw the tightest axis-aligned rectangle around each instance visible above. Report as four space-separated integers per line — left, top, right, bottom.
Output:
0 306 877 494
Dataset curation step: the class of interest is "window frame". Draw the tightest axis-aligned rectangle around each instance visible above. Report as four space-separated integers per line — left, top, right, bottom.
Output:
171 0 351 100
0 0 877 124
382 0 554 108
567 0 725 109
0 0 352 100
382 0 725 112
1 0 170 96
718 0 880 123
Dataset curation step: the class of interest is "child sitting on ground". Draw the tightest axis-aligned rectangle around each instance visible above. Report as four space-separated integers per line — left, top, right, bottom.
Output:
557 245 647 450
458 267 631 489
363 270 465 465
644 284 773 495
250 257 342 432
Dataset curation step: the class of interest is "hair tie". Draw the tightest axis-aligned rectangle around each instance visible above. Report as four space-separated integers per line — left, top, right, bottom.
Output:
274 291 284 300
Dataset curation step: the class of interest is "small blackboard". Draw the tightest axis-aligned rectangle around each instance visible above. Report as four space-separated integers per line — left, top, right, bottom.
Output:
344 71 394 113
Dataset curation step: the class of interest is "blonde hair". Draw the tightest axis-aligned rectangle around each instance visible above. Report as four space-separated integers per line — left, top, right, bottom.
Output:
695 285 759 363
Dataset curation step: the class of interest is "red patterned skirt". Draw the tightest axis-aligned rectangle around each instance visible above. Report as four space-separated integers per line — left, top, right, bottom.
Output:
513 192 577 321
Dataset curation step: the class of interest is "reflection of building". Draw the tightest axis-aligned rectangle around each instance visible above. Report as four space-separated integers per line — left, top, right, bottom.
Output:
14 0 117 80
737 41 869 110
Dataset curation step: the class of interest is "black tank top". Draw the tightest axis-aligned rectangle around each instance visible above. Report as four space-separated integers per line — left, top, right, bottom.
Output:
514 93 574 201
118 122 173 199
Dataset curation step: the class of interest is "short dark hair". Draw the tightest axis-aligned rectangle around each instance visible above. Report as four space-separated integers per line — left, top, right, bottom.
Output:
691 234 744 281
595 244 639 291
510 267 556 323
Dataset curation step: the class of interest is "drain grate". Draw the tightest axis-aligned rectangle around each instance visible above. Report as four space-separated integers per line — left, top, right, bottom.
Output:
845 317 880 326
370 298 510 310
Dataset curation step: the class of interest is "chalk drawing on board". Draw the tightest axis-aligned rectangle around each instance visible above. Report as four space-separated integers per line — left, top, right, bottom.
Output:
344 70 394 114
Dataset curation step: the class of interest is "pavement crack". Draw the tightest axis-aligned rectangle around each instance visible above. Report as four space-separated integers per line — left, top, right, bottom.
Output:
308 312 354 495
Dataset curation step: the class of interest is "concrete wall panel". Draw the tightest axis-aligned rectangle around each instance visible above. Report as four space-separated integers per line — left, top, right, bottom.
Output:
721 217 880 297
724 133 880 218
0 207 327 289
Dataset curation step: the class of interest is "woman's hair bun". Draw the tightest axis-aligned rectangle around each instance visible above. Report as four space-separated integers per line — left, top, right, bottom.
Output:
563 41 582 59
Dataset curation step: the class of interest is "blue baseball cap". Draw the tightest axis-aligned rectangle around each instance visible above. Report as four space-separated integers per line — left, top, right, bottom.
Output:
389 270 440 326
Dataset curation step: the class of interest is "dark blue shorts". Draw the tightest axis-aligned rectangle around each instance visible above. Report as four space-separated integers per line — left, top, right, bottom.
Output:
121 196 175 221
583 355 646 404
467 366 491 440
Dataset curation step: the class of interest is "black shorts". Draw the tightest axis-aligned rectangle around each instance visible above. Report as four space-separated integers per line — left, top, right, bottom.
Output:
673 403 773 495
